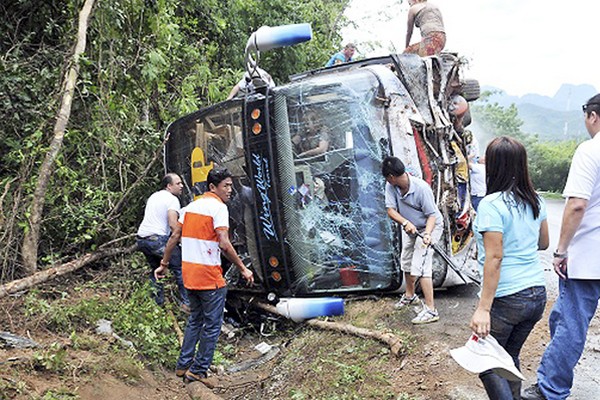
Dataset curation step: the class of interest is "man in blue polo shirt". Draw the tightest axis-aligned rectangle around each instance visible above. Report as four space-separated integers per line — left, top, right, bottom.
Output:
382 156 443 324
325 43 356 67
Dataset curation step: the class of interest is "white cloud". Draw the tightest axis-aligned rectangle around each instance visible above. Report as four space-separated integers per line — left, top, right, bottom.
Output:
342 0 600 97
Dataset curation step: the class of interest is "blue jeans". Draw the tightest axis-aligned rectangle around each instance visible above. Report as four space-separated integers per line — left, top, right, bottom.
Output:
177 287 227 375
136 235 189 306
479 286 547 400
472 196 483 212
537 279 600 400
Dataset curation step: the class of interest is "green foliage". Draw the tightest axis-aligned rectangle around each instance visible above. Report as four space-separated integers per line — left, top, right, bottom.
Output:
101 353 145 383
25 290 108 332
69 331 103 351
472 95 582 192
472 97 525 141
1 0 350 279
24 283 180 367
529 140 578 192
39 388 80 400
0 376 28 398
110 282 181 366
32 343 68 373
396 395 418 400
323 358 365 386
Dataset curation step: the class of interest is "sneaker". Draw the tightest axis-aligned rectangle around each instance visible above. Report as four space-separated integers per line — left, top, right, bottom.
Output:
411 307 439 324
522 383 547 400
394 293 420 309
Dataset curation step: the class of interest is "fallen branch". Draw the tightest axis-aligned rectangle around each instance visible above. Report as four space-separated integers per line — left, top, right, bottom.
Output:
0 244 136 299
252 301 408 357
166 309 184 346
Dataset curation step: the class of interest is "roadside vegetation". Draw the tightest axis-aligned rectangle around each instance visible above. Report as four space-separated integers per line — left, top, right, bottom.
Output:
1 261 424 400
472 92 580 193
0 1 581 399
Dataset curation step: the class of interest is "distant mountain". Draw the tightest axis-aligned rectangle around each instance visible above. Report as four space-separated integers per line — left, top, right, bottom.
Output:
476 84 597 140
482 84 597 111
517 103 587 141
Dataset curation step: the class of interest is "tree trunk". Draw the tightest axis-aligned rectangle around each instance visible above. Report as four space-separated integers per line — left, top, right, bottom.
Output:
21 0 96 274
252 301 408 357
0 244 136 299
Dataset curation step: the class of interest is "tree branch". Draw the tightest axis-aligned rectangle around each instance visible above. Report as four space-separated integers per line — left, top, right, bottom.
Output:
0 243 136 299
21 0 97 274
252 301 408 358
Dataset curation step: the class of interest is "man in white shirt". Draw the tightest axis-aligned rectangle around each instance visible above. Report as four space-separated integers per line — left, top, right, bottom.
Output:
136 173 189 311
469 156 486 211
523 94 600 400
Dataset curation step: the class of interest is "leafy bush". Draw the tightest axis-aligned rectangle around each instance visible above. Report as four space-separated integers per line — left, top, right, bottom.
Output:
24 282 180 367
32 342 68 373
529 140 578 192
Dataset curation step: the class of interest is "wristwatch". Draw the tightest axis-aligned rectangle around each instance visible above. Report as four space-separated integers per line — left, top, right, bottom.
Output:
402 220 409 228
552 250 568 259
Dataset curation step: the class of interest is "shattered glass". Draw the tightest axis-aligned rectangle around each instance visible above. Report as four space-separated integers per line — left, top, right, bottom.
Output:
274 69 396 293
165 53 480 297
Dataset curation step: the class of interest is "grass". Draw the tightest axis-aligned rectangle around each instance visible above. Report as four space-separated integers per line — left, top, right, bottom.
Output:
23 282 181 368
275 323 412 399
11 265 424 400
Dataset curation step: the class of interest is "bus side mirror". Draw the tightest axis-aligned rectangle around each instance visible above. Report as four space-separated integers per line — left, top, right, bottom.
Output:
250 23 312 52
244 23 312 80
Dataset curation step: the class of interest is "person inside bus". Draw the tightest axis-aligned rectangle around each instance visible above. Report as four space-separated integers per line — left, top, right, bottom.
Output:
292 112 330 158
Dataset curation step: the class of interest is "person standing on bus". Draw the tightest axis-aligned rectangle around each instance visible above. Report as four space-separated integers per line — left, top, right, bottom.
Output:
325 43 356 67
404 0 446 57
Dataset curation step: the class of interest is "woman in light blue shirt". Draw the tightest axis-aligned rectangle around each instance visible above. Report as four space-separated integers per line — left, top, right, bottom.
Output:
470 136 549 400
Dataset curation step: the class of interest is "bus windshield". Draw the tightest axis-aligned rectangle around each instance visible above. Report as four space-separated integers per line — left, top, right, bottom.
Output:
273 68 397 293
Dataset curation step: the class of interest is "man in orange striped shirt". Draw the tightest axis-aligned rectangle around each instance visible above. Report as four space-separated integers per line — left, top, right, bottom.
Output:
156 168 254 385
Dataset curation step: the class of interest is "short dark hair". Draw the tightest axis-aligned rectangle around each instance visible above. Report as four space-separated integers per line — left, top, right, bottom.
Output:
207 168 232 189
584 94 600 117
345 43 356 50
381 156 405 177
161 173 179 189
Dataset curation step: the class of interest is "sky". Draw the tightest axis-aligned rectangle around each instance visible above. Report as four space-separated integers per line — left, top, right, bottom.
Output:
341 0 600 97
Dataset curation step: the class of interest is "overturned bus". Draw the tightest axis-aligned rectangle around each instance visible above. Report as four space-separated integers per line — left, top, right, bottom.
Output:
163 24 480 301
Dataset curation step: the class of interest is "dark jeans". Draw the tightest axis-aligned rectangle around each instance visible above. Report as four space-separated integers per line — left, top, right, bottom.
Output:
472 196 483 212
479 286 547 400
177 287 227 375
136 235 189 306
